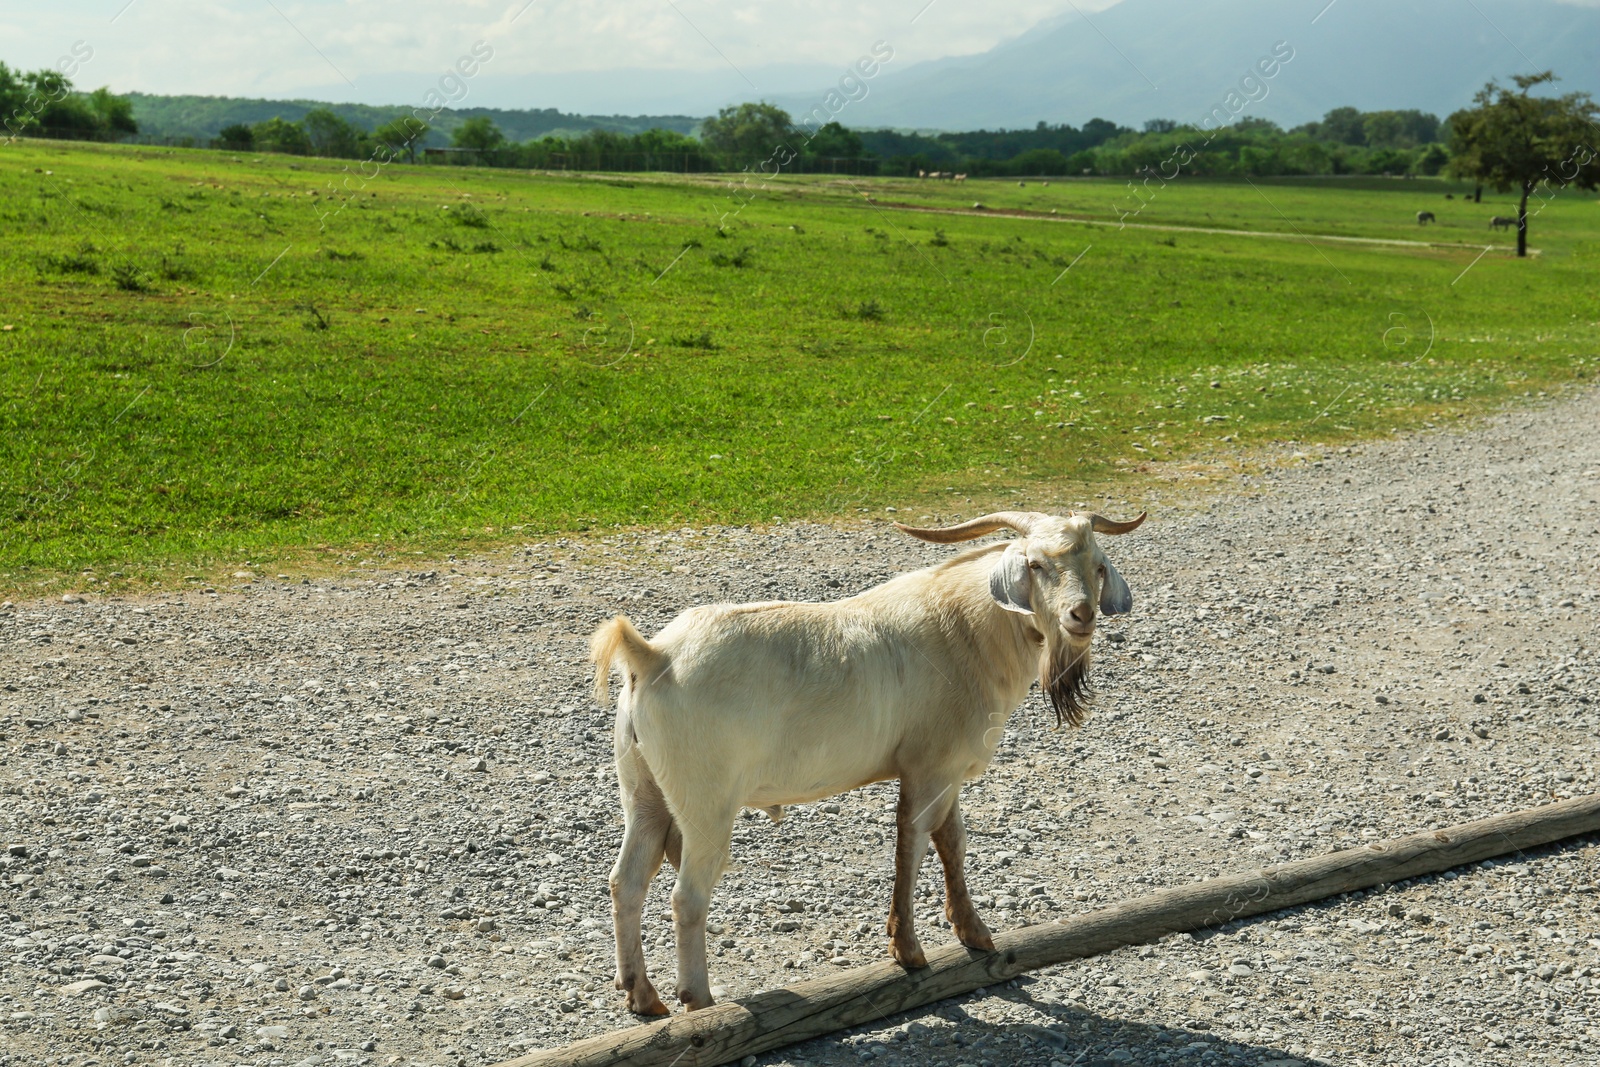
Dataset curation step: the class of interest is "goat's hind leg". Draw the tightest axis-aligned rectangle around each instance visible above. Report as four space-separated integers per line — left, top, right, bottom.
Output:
668 797 737 1011
610 748 672 1016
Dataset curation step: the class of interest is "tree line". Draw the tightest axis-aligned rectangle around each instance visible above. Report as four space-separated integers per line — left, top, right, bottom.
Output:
4 58 1594 257
1 61 137 140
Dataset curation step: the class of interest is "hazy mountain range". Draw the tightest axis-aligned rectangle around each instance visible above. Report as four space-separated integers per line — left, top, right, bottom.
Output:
771 0 1600 130
126 0 1600 139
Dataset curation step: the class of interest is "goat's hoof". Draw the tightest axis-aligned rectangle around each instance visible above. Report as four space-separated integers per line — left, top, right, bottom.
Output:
677 988 715 1012
890 941 928 969
626 990 670 1016
958 928 996 953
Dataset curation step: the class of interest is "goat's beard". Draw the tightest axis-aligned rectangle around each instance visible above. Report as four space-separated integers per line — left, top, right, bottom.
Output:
1041 639 1094 728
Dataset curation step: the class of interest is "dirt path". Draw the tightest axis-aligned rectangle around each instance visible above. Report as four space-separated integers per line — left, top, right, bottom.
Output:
2 388 1596 1067
862 199 1532 254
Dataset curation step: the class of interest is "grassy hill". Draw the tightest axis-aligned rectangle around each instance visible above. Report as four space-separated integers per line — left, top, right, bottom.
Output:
126 92 702 146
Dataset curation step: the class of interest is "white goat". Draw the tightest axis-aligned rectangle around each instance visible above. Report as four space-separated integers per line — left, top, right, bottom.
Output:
590 509 1144 1014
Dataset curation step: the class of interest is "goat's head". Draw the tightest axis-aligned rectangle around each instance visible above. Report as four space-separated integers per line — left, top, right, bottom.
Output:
893 509 1145 726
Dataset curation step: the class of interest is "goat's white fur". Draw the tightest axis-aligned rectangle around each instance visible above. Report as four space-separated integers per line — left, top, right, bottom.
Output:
590 510 1142 1014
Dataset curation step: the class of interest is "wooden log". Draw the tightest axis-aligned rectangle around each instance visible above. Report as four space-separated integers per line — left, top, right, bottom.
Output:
500 793 1600 1067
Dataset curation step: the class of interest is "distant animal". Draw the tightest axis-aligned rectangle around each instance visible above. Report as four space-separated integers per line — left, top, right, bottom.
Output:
1018 180 1026 187
1490 216 1515 230
1444 193 1454 200
953 173 968 183
591 509 1146 1014
1042 180 1050 186
917 169 927 179
1416 211 1435 225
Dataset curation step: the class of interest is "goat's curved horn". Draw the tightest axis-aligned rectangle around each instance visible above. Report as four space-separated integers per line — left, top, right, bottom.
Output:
893 511 1044 544
1080 511 1147 535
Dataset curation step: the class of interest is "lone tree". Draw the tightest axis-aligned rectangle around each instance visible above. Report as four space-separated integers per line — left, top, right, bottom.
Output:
451 116 504 156
1448 71 1600 257
699 102 794 166
373 115 428 163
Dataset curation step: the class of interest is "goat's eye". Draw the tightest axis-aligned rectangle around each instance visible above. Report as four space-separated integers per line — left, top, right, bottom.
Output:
1028 560 1042 570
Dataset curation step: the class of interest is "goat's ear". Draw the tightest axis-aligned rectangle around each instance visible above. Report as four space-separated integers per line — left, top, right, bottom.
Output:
989 543 1034 615
1099 557 1133 615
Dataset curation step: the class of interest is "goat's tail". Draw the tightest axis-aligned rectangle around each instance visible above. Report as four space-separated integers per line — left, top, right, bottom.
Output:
589 615 665 704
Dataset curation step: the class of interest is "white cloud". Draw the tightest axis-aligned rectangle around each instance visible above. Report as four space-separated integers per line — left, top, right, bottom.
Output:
4 0 1120 105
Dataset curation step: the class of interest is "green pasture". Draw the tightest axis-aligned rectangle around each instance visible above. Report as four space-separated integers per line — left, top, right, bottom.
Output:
0 140 1595 590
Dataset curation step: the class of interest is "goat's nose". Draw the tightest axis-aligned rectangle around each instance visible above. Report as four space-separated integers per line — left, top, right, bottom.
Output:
1068 601 1095 628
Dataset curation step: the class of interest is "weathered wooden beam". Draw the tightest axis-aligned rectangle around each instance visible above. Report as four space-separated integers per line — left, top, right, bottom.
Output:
500 793 1600 1067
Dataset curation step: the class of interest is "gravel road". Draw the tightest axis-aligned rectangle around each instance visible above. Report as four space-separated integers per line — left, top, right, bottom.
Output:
3 389 1597 1067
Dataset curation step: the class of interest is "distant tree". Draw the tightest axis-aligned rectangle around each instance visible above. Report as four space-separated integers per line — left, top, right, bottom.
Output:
451 115 505 156
804 121 863 161
373 115 428 162
0 62 27 134
36 95 101 137
216 123 255 150
699 101 794 165
87 87 138 135
1314 106 1367 145
303 107 361 157
251 116 311 155
1413 142 1450 176
1449 71 1600 257
1143 118 1177 133
1362 109 1439 148
1009 147 1069 175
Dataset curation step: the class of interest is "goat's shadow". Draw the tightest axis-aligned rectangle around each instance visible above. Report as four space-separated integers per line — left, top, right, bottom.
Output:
755 975 1333 1066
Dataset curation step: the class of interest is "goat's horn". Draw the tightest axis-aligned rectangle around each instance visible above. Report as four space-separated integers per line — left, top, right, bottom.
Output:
893 511 1044 543
1081 511 1147 535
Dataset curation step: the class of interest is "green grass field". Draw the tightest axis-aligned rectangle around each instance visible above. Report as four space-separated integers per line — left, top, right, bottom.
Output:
1 140 1595 591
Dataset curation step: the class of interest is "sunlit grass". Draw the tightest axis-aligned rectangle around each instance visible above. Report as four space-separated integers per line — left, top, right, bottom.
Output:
1 140 1594 591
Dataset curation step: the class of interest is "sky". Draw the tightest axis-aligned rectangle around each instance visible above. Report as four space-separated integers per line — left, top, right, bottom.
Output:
2 0 1120 109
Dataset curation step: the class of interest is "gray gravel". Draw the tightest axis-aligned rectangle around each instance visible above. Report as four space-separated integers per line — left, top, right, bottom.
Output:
2 388 1598 1067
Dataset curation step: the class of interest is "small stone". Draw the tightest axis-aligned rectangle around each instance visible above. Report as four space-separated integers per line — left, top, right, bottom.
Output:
273 977 289 992
62 593 86 604
1433 729 1451 742
216 866 246 881
470 756 488 772
1374 694 1389 705
1473 726 1489 739
773 920 801 932
442 986 466 1000
475 918 496 933
61 979 107 996
6 844 27 858
257 1024 289 1040
427 955 447 968
220 1023 238 1038
1473 693 1487 703
297 984 317 1000
1228 963 1253 976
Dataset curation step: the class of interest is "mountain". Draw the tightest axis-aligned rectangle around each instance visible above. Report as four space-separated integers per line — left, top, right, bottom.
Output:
789 0 1600 131
125 93 701 145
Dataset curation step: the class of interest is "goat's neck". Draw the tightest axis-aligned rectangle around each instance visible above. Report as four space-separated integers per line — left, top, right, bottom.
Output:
947 554 1044 708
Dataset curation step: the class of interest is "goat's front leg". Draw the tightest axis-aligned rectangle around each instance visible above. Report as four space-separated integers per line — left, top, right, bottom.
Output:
887 780 956 969
932 798 994 952
669 802 736 1010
